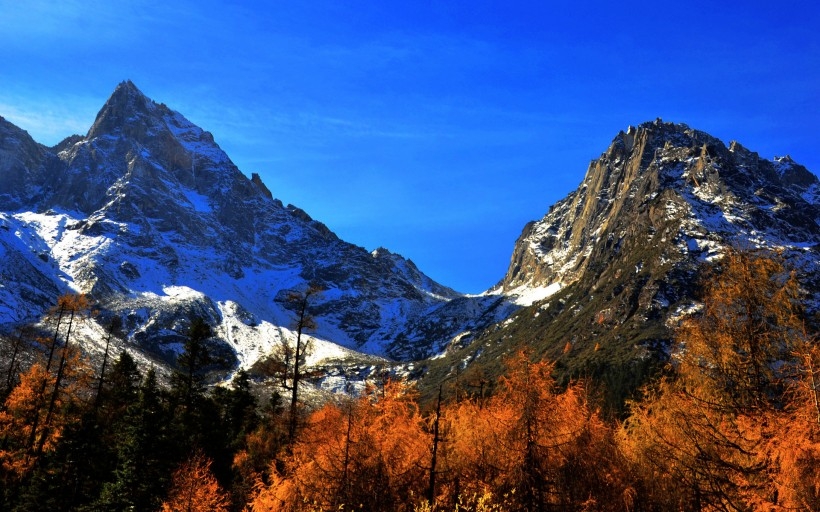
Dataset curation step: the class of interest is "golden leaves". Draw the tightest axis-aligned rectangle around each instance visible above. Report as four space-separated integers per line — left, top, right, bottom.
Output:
161 452 230 512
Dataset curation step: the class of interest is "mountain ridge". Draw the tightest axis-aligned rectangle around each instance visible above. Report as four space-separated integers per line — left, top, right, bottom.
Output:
0 81 512 380
419 118 820 408
1 84 818 404
500 119 820 293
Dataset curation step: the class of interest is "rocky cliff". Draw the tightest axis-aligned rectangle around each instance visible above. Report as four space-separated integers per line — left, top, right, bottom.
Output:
419 119 820 408
501 120 820 294
0 81 513 377
2 86 818 401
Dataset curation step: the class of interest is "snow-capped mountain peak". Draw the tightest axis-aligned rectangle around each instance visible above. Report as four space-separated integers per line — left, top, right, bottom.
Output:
3 88 819 398
501 119 820 296
0 82 505 374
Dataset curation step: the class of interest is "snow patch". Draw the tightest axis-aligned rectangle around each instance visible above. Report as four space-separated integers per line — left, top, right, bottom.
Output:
182 188 212 213
507 282 562 306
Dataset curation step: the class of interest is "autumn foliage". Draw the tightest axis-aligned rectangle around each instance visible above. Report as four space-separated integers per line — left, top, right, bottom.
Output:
249 380 429 511
441 353 628 511
2 252 820 511
160 451 230 512
245 355 630 511
620 249 820 510
0 294 93 481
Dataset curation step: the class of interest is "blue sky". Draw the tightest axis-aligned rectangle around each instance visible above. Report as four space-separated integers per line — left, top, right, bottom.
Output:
1 1 818 293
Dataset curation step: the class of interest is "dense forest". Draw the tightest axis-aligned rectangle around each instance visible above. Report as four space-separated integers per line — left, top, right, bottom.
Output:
1 249 819 511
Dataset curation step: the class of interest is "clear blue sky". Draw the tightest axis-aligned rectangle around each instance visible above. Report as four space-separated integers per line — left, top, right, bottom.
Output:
1 1 818 293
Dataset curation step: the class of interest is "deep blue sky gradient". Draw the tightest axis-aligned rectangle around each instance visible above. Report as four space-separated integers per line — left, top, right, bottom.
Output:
1 1 818 292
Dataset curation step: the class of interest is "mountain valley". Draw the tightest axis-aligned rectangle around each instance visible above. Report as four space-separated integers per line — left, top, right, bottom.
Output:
1 83 819 407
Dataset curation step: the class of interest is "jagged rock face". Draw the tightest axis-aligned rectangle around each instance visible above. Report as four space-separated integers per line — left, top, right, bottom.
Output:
0 118 59 210
501 120 820 295
4 85 819 393
422 120 820 410
0 81 509 370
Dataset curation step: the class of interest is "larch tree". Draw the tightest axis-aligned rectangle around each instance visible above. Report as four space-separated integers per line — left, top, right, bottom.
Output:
0 362 56 479
443 350 625 511
249 379 430 512
35 294 92 456
620 249 809 510
675 248 803 411
274 283 322 445
19 293 92 460
160 451 230 512
756 335 820 510
0 344 92 480
0 294 93 482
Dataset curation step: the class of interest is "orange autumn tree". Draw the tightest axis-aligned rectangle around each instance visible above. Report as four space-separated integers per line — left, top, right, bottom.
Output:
0 294 93 484
675 249 802 411
442 351 629 511
0 360 58 478
249 379 430 511
33 294 92 455
759 339 820 510
160 451 230 512
0 341 92 480
620 249 807 510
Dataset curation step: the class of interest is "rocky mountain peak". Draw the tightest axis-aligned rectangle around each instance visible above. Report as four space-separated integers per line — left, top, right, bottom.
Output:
87 80 154 139
82 81 228 180
0 82 487 369
500 119 820 295
40 80 258 220
447 121 820 412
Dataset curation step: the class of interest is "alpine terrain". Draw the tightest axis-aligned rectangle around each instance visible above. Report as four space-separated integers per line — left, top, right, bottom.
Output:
1 84 818 405
0 81 516 389
420 119 820 408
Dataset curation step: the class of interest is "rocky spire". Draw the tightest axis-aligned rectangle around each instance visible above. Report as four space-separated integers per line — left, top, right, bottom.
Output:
499 120 820 293
86 80 155 140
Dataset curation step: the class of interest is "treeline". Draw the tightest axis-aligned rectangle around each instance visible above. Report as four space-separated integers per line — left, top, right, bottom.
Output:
0 300 263 511
2 249 820 511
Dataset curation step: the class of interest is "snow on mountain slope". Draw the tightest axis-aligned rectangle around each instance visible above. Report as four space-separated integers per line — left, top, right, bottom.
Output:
501 120 820 300
0 81 515 375
8 84 817 397
416 120 820 410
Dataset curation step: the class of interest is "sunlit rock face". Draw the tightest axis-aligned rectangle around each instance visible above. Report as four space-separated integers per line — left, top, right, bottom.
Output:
501 119 820 297
455 118 820 410
2 83 819 391
0 81 514 373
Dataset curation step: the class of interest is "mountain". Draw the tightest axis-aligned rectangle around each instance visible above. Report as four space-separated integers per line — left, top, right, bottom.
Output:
501 121 820 293
2 85 818 406
0 81 515 378
418 119 820 408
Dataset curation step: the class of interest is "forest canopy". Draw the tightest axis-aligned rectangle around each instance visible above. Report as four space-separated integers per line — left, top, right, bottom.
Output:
1 249 819 511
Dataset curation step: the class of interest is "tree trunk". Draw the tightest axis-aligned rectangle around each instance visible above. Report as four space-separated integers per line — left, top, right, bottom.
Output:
427 385 443 506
